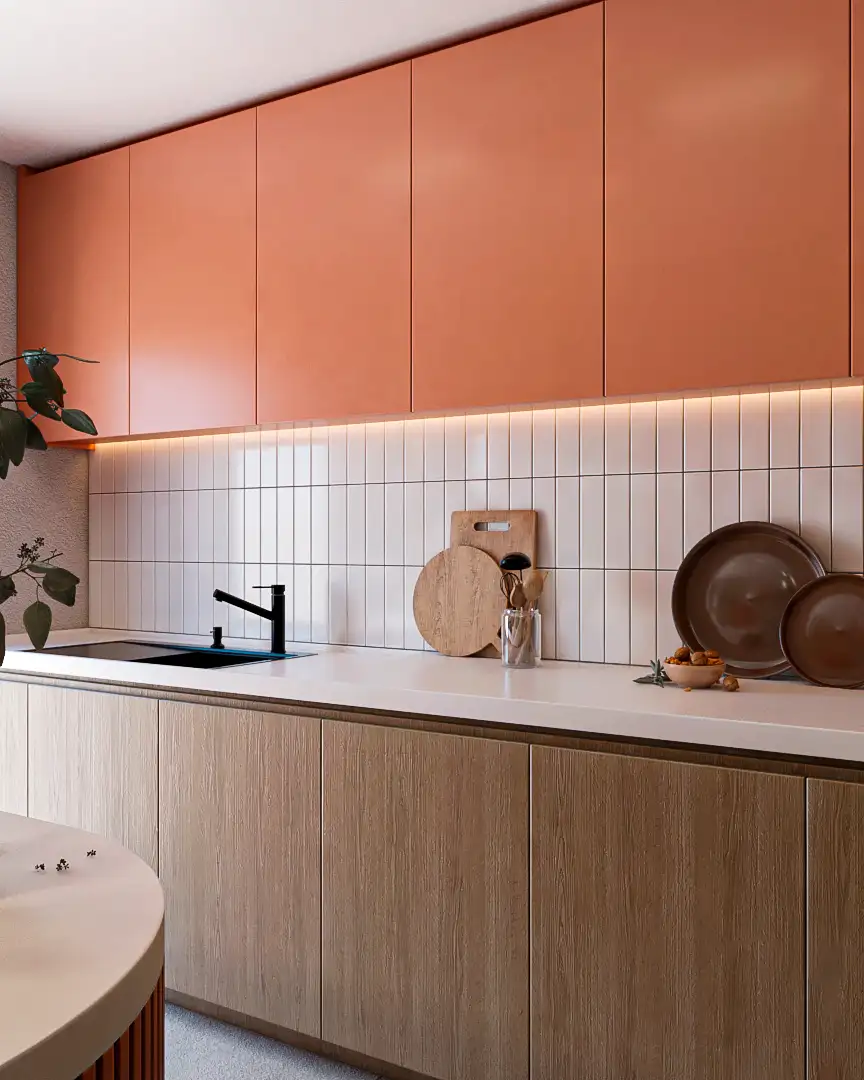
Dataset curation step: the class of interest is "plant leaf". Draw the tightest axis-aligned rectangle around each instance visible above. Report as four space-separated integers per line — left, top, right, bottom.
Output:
60 408 98 436
24 351 65 407
22 388 61 422
57 353 98 365
0 407 28 466
28 563 52 575
24 418 47 451
0 450 9 480
23 348 59 370
43 567 79 606
0 576 15 603
0 610 5 666
23 600 52 650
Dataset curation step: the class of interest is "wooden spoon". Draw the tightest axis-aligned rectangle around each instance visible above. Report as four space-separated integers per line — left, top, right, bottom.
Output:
523 569 547 609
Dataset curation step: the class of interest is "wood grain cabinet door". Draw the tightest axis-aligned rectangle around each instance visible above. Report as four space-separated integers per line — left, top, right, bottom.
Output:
28 685 158 869
322 720 529 1080
531 747 805 1080
159 702 320 1036
257 63 411 424
18 147 130 441
411 6 603 413
807 779 864 1079
0 681 27 815
130 111 256 434
605 0 849 395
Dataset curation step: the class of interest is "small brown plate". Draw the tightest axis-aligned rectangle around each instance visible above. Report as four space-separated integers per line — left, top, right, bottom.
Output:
780 575 864 688
672 521 826 678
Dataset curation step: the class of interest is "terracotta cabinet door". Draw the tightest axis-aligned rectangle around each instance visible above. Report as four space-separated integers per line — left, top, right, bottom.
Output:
606 0 849 396
130 111 256 434
854 0 864 376
532 747 805 1080
412 7 603 413
257 64 410 423
17 148 130 442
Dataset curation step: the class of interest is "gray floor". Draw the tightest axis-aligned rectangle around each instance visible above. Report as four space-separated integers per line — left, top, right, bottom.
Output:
166 1005 381 1080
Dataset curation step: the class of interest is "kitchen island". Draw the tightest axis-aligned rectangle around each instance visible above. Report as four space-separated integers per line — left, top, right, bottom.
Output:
0 813 164 1080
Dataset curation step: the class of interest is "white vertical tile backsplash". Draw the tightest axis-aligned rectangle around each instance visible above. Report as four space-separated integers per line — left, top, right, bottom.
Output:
90 390 864 661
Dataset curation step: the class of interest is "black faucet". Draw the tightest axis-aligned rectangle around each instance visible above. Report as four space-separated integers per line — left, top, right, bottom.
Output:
213 584 286 655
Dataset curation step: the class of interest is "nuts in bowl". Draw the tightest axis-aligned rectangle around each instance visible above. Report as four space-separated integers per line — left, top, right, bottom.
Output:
663 646 726 689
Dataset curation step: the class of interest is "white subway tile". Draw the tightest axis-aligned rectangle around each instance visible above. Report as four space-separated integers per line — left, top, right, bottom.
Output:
244 489 261 563
384 484 405 566
89 561 103 627
579 474 604 569
365 566 386 647
605 403 630 475
260 430 278 487
183 564 199 635
113 563 128 630
197 563 214 635
169 491 184 561
555 476 580 568
276 564 295 642
656 472 684 571
169 562 183 633
154 492 170 561
444 415 466 480
404 483 425 565
366 483 385 565
277 488 294 564
142 562 158 633
100 562 115 629
260 488 276 564
630 474 657 570
294 565 311 642
127 562 142 631
832 385 864 466
509 411 533 478
328 565 348 644
711 472 739 531
466 479 487 511
126 442 141 492
169 438 184 490
797 459 827 567
211 490 228 562
555 569 579 661
311 426 329 486
140 492 155 561
605 570 631 664
831 467 864 571
424 418 445 481
384 565 405 649
347 565 366 645
127 493 142 561
800 388 831 468
294 487 311 564
579 570 605 662
740 470 769 521
404 566 424 650
509 478 531 510
89 447 102 494
684 472 711 554
385 421 405 482
311 565 330 642
424 481 445 562
347 484 366 565
228 432 245 488
487 412 510 479
294 428 312 486
656 398 684 472
769 469 800 535
328 486 348 564
404 419 425 482
656 571 679 657
740 393 770 470
580 405 605 475
198 436 214 489
183 491 199 561
487 478 509 509
212 434 229 488
311 487 329 564
113 443 127 492
711 395 739 471
89 495 102 560
141 442 156 492
228 488 245 563
605 474 630 569
683 398 711 472
153 440 170 491
556 407 580 476
537 569 555 659
630 571 657 665
769 391 800 469
113 494 128 561
465 414 487 480
347 424 365 484
533 477 556 568
277 428 294 486
365 422 385 484
327 425 347 485
183 437 199 490
629 401 656 474
100 444 115 492
531 410 555 478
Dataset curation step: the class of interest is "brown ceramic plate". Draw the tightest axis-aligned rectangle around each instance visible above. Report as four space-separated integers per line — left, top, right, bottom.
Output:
672 521 826 678
780 575 864 688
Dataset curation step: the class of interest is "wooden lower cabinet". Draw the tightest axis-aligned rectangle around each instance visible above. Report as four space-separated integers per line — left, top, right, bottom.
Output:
808 779 864 1079
0 681 27 815
158 702 320 1036
531 746 805 1080
28 685 158 869
321 720 529 1080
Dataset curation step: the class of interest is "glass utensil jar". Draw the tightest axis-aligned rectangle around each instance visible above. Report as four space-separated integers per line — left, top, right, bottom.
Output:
501 608 541 668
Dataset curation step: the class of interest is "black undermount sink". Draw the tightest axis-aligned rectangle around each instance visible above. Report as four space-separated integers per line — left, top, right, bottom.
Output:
27 640 311 668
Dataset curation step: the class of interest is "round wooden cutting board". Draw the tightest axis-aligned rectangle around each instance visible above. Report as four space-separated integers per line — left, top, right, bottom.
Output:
413 546 502 656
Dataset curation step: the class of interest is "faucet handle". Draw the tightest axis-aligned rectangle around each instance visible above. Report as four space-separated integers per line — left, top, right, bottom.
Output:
253 584 285 595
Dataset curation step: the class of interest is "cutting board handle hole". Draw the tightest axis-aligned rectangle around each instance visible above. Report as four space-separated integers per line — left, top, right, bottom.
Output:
474 521 510 532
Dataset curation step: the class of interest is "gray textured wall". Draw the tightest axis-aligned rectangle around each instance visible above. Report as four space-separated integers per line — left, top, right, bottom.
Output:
0 162 89 633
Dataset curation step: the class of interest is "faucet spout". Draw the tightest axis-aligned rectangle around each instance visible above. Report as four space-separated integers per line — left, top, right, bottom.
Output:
213 585 286 655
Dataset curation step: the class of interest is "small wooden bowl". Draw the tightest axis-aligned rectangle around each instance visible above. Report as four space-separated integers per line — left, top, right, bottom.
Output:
663 662 726 689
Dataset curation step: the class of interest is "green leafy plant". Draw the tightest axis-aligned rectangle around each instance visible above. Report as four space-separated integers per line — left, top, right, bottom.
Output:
0 349 97 662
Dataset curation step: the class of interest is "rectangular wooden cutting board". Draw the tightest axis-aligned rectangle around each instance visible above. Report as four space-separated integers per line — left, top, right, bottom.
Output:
450 509 538 569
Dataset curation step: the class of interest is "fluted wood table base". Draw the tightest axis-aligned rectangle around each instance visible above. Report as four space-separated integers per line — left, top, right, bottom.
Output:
77 970 164 1080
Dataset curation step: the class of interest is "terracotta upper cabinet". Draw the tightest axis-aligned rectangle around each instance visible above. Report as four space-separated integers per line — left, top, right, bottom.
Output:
412 7 603 413
18 148 130 442
606 0 849 397
129 111 256 434
257 64 411 424
854 0 864 376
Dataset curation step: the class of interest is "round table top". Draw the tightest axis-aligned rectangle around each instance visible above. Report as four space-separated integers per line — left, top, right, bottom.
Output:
0 813 164 1080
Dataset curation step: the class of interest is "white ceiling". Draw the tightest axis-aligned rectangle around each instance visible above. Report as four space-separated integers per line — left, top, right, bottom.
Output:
0 0 570 167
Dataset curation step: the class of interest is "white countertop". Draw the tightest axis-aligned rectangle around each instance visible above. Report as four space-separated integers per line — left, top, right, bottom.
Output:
0 812 164 1080
3 629 864 763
